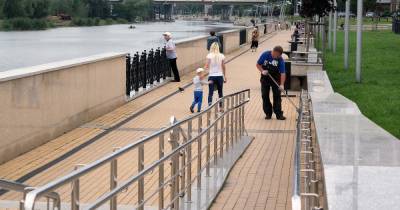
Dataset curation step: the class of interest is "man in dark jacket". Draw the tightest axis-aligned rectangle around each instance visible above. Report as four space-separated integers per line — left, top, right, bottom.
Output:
207 31 221 51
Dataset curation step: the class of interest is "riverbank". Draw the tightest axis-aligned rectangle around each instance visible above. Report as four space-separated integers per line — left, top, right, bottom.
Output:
0 17 130 31
324 30 400 138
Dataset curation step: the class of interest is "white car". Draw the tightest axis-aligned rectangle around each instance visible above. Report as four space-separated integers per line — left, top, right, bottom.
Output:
366 12 375 17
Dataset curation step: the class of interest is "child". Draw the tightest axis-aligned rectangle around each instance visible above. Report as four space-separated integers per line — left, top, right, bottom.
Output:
190 68 210 113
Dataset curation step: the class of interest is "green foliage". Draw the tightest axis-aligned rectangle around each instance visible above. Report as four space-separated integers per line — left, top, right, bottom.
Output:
114 0 153 21
0 0 153 30
3 0 25 18
300 0 334 18
2 17 51 30
70 17 101 26
324 30 400 138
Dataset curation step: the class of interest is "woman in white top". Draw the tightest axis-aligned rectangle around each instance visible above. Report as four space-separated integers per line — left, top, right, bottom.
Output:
205 42 226 107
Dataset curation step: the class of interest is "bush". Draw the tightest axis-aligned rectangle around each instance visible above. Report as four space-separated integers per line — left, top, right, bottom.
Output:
116 18 128 24
105 18 113 25
71 17 108 26
1 18 50 30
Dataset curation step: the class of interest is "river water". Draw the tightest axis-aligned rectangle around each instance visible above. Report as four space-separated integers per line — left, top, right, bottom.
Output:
0 20 235 72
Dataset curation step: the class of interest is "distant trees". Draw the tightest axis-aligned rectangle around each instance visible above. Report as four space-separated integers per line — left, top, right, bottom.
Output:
114 0 153 21
3 0 25 18
1 0 154 20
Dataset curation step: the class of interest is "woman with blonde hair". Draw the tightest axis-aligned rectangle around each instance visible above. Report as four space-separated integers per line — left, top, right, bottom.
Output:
205 42 226 107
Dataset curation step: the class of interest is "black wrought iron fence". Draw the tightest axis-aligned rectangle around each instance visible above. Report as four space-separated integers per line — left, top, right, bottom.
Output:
126 48 171 97
393 17 400 34
239 29 247 45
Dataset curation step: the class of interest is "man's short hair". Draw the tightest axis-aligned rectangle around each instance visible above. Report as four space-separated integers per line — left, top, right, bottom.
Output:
273 46 284 55
210 31 216 36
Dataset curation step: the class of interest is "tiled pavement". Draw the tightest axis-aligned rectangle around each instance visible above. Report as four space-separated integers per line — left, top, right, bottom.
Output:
0 30 295 210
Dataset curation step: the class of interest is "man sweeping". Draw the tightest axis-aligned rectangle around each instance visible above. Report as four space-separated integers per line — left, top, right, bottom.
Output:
256 46 286 120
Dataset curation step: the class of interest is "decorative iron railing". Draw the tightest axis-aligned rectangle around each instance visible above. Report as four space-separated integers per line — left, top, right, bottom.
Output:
126 48 171 97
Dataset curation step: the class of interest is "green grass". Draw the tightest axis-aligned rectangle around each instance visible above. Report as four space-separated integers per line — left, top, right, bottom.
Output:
323 30 400 139
340 17 393 25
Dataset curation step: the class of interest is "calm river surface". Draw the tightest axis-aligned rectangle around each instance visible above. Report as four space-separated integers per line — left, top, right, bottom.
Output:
0 20 235 72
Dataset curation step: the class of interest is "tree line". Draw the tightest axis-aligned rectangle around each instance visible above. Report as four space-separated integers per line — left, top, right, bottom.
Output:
0 0 154 21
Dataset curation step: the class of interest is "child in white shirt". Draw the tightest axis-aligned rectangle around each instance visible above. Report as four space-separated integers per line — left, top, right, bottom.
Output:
190 68 211 113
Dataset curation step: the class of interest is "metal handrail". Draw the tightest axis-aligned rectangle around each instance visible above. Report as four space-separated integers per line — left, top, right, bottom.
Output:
0 179 61 210
291 90 304 210
85 99 250 209
24 89 250 210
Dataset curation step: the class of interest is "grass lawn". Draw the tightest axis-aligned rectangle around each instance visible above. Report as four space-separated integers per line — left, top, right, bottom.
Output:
323 30 400 139
343 17 393 25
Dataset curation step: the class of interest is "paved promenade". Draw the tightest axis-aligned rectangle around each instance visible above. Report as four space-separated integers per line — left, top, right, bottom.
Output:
0 30 294 210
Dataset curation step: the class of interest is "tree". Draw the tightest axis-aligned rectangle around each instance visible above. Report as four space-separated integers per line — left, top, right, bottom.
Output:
31 0 50 18
300 0 334 18
87 0 110 18
3 0 25 18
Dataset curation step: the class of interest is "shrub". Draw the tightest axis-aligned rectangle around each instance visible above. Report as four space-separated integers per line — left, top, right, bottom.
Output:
1 18 50 30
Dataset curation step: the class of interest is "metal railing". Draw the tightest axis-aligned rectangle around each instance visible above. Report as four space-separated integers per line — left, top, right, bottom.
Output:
290 51 323 64
0 179 60 210
126 48 171 97
292 90 322 210
23 89 251 210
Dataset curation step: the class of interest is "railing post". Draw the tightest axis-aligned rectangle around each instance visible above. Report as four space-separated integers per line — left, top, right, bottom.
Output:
206 111 211 177
220 101 225 158
138 143 145 210
238 94 243 137
169 127 180 210
180 130 186 198
234 94 239 142
159 134 165 210
214 105 218 164
110 148 119 210
197 116 202 189
71 165 84 210
225 98 230 151
187 121 192 202
230 96 234 146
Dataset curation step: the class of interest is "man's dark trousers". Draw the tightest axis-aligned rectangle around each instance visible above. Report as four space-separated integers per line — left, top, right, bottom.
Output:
261 77 283 117
169 58 180 82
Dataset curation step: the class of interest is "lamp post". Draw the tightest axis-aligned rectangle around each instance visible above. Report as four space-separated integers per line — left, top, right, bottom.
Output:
333 0 337 54
344 0 350 70
356 0 363 82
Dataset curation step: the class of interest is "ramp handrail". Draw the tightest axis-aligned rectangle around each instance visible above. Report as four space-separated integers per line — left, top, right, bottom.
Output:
0 179 60 210
24 89 250 210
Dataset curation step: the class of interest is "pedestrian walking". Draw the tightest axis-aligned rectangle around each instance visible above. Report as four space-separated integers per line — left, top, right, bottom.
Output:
207 31 221 51
205 42 226 108
251 26 260 52
190 68 211 113
256 46 287 120
163 32 181 82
